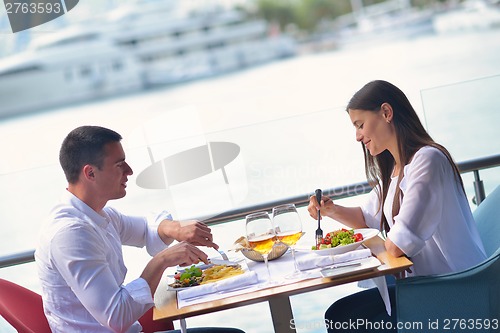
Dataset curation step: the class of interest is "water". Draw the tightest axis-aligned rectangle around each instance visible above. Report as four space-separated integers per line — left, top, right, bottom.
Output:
1 29 500 332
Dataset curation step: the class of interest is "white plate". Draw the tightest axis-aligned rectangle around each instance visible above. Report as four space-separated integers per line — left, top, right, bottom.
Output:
302 228 379 256
167 285 193 291
170 259 243 290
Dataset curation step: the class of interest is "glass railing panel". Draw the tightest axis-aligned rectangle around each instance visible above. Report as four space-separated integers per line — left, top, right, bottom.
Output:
0 165 64 255
121 106 367 221
421 75 500 199
0 106 368 257
421 75 500 160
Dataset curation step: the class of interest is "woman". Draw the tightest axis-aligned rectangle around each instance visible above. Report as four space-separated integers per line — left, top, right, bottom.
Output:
308 80 486 332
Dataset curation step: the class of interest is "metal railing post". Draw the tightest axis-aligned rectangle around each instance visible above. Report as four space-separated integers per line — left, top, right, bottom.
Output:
473 170 486 205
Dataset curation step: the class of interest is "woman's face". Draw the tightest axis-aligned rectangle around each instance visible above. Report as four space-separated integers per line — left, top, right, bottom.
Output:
348 107 393 156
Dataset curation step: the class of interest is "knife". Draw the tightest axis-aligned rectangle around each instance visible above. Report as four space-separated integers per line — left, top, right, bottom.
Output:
208 258 240 267
324 262 362 270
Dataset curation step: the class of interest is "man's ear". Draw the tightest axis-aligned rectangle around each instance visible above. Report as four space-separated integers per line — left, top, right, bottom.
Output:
83 165 95 180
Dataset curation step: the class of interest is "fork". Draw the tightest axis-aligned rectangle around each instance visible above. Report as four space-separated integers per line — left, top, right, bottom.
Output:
218 250 229 260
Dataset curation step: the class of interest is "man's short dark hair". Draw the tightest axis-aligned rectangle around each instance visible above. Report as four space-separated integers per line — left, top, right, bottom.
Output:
59 126 122 183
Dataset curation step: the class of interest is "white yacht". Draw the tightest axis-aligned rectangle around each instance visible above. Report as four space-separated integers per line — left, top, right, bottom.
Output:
0 1 296 118
0 27 144 118
433 0 500 34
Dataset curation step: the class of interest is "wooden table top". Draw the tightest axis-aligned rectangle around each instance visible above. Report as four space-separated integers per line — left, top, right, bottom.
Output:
153 235 413 321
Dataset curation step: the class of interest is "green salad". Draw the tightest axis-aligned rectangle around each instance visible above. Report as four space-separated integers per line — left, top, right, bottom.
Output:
170 265 203 288
312 228 363 250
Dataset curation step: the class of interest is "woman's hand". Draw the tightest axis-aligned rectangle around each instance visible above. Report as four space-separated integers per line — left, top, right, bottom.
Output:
309 195 368 229
307 194 335 220
385 237 405 258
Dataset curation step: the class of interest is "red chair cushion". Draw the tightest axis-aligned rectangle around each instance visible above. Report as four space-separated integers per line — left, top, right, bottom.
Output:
0 279 51 333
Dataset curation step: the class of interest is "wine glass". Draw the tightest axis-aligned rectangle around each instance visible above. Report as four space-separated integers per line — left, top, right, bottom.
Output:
272 203 307 279
245 211 277 284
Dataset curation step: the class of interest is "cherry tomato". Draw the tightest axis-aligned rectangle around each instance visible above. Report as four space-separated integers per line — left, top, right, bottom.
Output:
353 233 363 242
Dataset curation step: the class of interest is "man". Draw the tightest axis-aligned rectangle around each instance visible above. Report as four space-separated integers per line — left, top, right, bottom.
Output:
35 126 244 333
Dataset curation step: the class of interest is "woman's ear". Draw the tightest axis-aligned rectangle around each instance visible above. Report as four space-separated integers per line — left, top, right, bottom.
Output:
381 103 393 123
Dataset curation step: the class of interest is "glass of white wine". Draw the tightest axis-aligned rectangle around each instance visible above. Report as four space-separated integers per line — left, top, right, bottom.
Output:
272 203 307 279
245 211 277 284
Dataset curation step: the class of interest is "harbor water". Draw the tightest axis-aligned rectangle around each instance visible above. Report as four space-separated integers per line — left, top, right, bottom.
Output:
1 28 500 332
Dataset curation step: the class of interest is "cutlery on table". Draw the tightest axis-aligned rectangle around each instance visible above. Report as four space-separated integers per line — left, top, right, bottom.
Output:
324 262 362 270
208 250 240 267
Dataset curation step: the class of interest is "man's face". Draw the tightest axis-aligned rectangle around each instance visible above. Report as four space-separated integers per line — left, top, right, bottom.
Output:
93 142 133 201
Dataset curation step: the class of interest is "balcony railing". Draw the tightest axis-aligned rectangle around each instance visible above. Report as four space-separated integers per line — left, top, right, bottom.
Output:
1 153 499 269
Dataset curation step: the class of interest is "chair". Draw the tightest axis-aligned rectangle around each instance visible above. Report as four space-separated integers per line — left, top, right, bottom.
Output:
139 307 174 333
0 278 174 333
395 186 500 332
474 185 500 257
0 278 51 333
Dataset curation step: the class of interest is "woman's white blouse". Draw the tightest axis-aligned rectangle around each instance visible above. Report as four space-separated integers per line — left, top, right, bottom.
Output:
35 190 171 333
361 146 486 276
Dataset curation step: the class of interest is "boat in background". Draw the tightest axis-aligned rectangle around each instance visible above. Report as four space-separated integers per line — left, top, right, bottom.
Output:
0 26 144 118
0 0 296 118
433 0 500 34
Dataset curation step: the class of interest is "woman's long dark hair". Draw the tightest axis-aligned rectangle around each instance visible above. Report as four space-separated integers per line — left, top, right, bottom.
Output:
347 80 464 232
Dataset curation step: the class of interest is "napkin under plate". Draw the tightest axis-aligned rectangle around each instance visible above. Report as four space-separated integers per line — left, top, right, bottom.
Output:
177 271 259 301
296 248 372 271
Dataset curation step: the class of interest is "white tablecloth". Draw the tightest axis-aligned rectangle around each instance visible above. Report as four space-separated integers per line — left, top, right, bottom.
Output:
168 248 390 315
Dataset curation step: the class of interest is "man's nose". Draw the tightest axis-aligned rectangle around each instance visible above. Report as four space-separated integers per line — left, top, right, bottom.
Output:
124 162 133 175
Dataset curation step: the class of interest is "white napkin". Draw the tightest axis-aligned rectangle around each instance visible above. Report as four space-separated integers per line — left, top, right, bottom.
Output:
372 276 392 316
296 248 372 271
177 271 259 301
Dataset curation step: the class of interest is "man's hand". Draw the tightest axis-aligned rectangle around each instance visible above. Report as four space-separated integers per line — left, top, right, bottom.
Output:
158 219 219 250
141 241 209 295
156 241 210 267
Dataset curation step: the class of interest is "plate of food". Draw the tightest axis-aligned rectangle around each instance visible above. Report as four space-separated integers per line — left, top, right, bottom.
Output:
168 264 245 290
305 228 379 256
176 257 240 273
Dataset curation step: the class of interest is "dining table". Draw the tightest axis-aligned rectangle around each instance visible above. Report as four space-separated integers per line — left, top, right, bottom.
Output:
153 235 413 333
